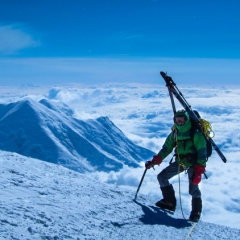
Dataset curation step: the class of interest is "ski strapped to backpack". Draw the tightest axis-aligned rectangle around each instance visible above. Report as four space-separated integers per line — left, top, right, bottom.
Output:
160 71 227 163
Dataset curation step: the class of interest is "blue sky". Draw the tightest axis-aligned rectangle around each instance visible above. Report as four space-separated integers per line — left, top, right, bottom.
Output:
0 0 240 85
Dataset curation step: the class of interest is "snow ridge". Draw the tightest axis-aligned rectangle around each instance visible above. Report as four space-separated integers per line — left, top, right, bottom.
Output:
0 151 239 240
0 98 154 173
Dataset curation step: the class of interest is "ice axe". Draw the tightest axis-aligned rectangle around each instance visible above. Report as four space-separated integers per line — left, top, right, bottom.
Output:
134 168 147 200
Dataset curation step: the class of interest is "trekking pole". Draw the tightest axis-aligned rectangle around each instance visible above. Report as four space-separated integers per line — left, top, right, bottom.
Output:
134 168 147 200
160 71 227 163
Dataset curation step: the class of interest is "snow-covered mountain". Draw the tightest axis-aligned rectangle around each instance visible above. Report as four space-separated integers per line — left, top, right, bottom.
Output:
1 151 239 240
0 98 154 173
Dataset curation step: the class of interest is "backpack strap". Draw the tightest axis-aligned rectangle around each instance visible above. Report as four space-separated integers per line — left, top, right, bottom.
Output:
186 127 198 165
189 127 196 144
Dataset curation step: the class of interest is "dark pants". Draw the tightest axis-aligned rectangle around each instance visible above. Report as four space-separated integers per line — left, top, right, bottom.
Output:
157 161 201 198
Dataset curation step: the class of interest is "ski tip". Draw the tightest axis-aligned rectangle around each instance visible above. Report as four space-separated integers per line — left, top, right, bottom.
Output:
160 71 166 77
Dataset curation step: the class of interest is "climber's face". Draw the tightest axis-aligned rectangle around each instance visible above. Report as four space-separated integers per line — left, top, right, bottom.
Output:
174 116 186 126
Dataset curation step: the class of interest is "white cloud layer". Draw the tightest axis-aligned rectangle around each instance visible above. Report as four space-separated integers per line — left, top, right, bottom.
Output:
47 83 240 229
0 24 40 54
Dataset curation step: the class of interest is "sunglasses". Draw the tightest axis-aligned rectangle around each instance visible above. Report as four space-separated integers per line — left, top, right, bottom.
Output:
174 115 187 125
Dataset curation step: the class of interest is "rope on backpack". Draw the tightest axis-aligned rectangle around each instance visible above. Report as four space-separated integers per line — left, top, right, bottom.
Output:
199 118 215 138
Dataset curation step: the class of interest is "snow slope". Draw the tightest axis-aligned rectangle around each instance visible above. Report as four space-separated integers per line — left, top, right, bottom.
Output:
0 98 153 173
0 151 239 240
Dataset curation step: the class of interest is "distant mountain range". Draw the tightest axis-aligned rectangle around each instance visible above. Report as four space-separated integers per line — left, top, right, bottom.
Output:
0 98 154 172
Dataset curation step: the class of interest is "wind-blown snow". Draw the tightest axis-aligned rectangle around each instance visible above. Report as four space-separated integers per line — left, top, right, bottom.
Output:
1 151 240 240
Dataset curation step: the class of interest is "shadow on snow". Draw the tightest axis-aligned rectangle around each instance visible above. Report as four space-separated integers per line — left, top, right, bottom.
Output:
133 200 191 229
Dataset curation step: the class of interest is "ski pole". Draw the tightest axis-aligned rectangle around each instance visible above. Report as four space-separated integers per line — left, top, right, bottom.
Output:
134 168 147 200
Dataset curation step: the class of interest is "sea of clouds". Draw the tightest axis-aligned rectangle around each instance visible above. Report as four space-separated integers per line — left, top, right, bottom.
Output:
0 82 240 228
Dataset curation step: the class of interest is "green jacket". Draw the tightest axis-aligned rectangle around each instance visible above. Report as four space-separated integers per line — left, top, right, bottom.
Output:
157 119 207 167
